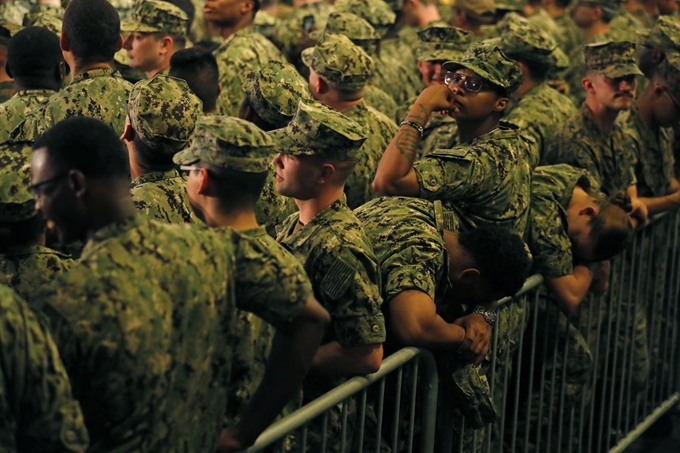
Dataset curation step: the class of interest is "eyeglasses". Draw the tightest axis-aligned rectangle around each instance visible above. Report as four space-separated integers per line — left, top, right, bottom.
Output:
664 88 680 112
28 172 67 197
444 72 487 93
178 165 202 175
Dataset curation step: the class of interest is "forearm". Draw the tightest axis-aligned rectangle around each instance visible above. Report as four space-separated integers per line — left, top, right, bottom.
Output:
310 341 383 376
639 194 680 215
547 265 594 315
372 102 432 196
392 313 467 349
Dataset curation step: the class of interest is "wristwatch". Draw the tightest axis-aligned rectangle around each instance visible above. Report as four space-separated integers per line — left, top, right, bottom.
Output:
471 307 497 327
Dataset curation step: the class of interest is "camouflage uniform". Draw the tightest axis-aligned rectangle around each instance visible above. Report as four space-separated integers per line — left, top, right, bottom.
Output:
241 61 311 235
213 27 286 117
127 75 202 224
0 89 55 143
273 101 386 449
173 116 314 425
106 0 136 20
544 42 643 195
0 139 74 305
253 10 280 42
120 1 189 47
17 69 132 141
364 84 398 120
272 1 334 69
553 11 583 55
495 17 576 167
415 43 531 237
610 9 647 41
0 284 89 452
301 33 398 208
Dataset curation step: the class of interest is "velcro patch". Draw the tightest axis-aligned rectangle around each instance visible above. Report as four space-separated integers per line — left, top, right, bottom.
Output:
320 256 355 300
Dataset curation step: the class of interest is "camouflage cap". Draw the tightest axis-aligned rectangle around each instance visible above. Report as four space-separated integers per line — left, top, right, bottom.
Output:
443 41 524 94
0 142 35 223
302 33 374 91
655 51 680 101
584 41 644 78
577 0 620 12
494 0 524 12
269 100 367 160
310 12 380 55
497 15 569 69
121 0 188 36
128 75 203 152
640 16 680 54
26 13 63 36
242 61 313 130
173 116 275 173
452 0 496 24
334 0 396 36
416 25 471 62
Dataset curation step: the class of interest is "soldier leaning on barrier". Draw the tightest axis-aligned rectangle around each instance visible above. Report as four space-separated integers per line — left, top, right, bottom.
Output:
304 33 398 209
373 41 531 238
120 0 189 79
121 75 203 225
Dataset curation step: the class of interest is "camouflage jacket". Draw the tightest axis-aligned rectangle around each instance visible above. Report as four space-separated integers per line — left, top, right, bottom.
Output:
364 84 398 121
273 1 334 65
553 12 583 56
414 122 532 238
18 69 132 141
505 83 577 168
544 103 637 196
343 101 398 208
0 245 74 305
620 104 675 197
371 52 421 106
529 164 599 277
0 89 55 143
213 27 287 117
130 168 201 225
0 284 89 453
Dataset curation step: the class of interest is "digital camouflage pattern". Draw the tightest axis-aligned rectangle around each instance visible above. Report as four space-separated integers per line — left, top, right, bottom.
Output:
0 246 74 306
543 103 638 195
583 40 644 78
130 169 201 224
301 33 374 93
25 11 62 35
128 75 202 151
416 25 471 62
505 84 576 168
272 1 334 65
17 69 132 141
609 9 646 42
528 164 599 277
213 27 287 117
0 140 33 222
443 41 524 95
224 226 312 425
641 16 680 54
310 12 380 55
242 60 313 130
33 216 238 453
334 0 396 38
414 122 532 237
252 10 280 42
496 14 569 70
0 2 27 26
621 103 674 198
526 8 564 46
120 0 189 36
0 284 89 453
276 199 386 398
270 100 367 161
343 102 398 208
552 10 583 55
364 84 398 120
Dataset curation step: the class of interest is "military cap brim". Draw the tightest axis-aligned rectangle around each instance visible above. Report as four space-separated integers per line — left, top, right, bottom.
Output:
442 60 507 90
173 147 200 166
269 128 317 156
591 64 644 78
121 19 163 33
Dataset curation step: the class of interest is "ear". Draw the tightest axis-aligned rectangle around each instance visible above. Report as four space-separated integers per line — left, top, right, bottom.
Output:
653 83 666 98
121 118 135 142
60 32 70 52
160 36 174 55
459 268 481 285
493 96 508 112
68 169 88 199
582 76 594 93
578 206 597 218
318 163 335 183
55 61 66 84
593 5 603 21
317 77 331 95
241 0 255 14
196 168 211 195
516 61 529 77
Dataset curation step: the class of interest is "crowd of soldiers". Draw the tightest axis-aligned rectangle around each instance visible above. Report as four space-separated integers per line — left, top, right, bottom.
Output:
0 0 678 451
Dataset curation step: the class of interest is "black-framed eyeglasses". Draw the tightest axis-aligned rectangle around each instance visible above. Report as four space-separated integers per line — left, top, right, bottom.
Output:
28 172 68 197
444 72 487 93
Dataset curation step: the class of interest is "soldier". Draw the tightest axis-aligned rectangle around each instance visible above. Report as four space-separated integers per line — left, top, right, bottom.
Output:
272 101 386 446
304 33 398 208
30 116 329 453
173 115 323 427
121 75 203 224
204 0 286 116
0 139 73 304
239 60 309 235
388 0 448 57
395 25 471 155
450 0 497 36
120 0 189 79
309 11 399 119
16 0 132 140
373 41 532 238
0 26 64 143
543 0 584 55
0 283 89 452
495 16 576 167
637 16 680 90
544 41 647 222
169 48 221 114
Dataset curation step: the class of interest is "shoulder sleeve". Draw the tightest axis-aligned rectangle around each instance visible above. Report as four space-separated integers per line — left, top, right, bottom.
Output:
234 232 312 328
414 148 484 201
529 196 574 277
0 287 89 452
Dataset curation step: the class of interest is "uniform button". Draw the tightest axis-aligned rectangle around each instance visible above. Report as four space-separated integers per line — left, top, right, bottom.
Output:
372 325 380 332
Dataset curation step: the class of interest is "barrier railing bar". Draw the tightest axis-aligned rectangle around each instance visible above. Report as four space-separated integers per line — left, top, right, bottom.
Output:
607 252 626 449
510 295 527 453
407 360 418 453
391 367 403 450
356 389 366 453
375 377 385 451
339 397 348 453
523 289 542 453
418 350 439 453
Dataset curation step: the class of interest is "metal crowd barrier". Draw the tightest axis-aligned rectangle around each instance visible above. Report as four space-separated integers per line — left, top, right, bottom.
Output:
245 211 680 453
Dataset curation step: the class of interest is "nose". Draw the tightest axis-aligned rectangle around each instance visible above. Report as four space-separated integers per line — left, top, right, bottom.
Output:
123 34 133 50
272 153 283 167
